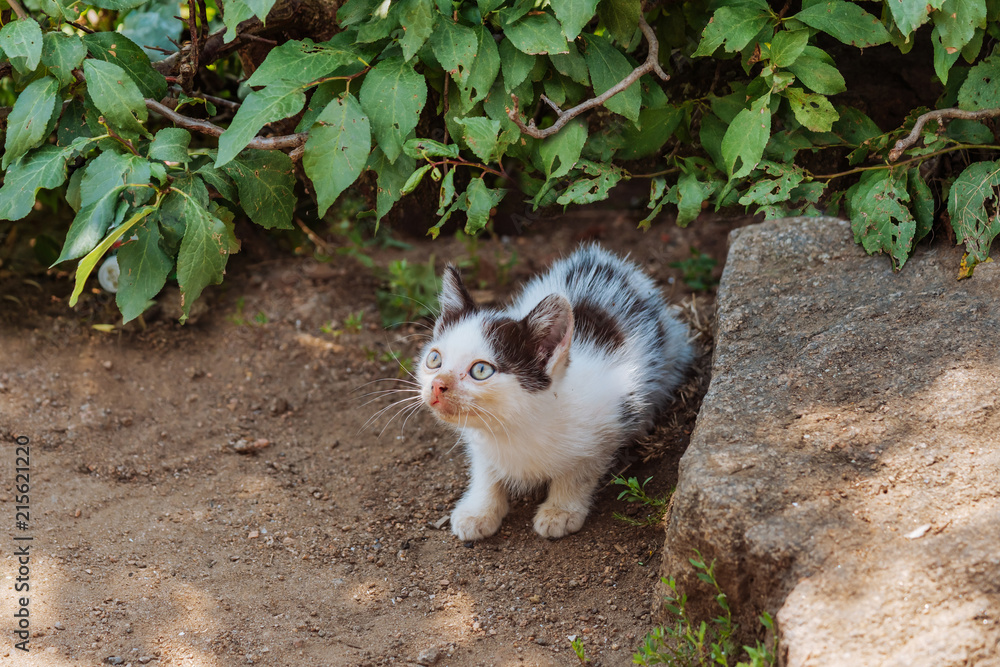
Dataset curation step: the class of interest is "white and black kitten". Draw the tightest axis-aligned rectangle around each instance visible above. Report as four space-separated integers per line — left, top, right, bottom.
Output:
420 244 693 541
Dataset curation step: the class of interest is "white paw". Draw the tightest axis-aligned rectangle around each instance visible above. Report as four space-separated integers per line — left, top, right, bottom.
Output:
533 506 587 539
451 505 503 541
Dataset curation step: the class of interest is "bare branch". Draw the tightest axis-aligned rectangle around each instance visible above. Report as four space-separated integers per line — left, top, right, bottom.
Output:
145 99 308 151
6 0 29 20
507 16 669 140
889 107 1000 161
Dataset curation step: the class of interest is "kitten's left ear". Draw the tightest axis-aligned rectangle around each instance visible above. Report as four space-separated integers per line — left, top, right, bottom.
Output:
435 265 477 335
526 294 574 376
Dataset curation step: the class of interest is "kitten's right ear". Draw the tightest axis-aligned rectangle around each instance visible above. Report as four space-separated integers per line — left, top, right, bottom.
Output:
435 265 477 334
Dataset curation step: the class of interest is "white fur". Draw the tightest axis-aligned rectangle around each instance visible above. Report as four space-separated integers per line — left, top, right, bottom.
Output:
419 244 694 540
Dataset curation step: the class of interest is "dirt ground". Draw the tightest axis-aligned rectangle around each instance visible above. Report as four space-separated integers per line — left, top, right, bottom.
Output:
0 208 747 667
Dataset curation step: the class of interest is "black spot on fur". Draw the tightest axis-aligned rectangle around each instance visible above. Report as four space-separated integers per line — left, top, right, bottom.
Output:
483 317 551 393
574 298 624 353
617 391 644 430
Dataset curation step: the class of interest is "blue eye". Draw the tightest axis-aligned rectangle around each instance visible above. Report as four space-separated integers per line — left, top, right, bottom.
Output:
426 350 442 369
470 362 495 380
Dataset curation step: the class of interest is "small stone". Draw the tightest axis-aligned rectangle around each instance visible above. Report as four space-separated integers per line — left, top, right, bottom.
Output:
248 530 259 539
54 622 65 630
416 647 441 665
269 397 289 415
535 637 550 646
431 516 449 530
139 657 153 664
106 657 124 665
102 361 113 370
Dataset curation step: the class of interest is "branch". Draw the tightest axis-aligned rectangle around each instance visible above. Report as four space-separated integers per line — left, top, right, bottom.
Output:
507 15 669 139
6 0 28 20
145 99 308 151
889 107 1000 161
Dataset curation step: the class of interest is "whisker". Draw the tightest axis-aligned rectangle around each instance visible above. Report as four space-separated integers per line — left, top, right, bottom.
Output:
378 396 424 439
470 405 499 444
355 387 421 401
357 390 421 410
397 401 424 436
358 396 422 434
351 377 420 392
471 403 512 443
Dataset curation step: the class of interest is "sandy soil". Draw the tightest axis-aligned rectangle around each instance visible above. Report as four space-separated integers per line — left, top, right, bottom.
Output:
0 210 745 667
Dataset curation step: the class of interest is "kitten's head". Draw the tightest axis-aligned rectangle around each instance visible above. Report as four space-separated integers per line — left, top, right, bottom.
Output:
420 266 574 427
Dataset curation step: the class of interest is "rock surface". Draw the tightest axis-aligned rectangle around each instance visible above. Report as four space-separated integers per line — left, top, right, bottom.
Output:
662 217 1000 666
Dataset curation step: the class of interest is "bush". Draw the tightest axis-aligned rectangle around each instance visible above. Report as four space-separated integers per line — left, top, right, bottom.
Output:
0 0 998 321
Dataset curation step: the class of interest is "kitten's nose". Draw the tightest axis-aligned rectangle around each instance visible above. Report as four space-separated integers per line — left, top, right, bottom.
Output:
431 378 449 401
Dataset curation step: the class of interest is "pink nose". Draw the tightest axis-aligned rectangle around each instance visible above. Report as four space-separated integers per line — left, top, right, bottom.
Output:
432 378 449 401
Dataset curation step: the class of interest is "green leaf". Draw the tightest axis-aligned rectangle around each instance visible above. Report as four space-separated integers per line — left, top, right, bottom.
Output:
55 186 126 265
222 149 297 229
222 1 256 44
785 87 839 132
794 0 891 47
887 0 932 36
403 138 460 159
303 95 372 217
459 25 501 112
83 31 168 100
673 165 718 227
464 178 506 234
41 32 86 86
367 147 416 224
245 0 278 20
175 192 232 322
437 168 456 215
245 34 370 87
401 164 433 195
400 0 436 61
506 12 570 55
908 168 934 244
832 107 882 146
550 0 598 41
617 105 683 160
538 118 587 178
359 57 427 163
738 161 806 207
83 59 149 139
556 165 623 205
88 0 150 9
149 128 193 163
957 51 1000 110
946 119 994 144
598 0 640 47
693 0 770 57
0 145 75 221
196 163 239 201
295 80 345 132
67 205 154 307
431 18 479 87
80 150 134 208
583 34 641 123
932 0 987 52
0 18 43 74
120 0 185 61
787 46 846 95
932 22 963 85
117 217 173 323
455 116 502 163
215 81 306 167
849 169 916 270
721 94 771 178
768 29 809 68
499 38 536 92
3 76 59 170
550 42 590 86
948 159 1000 270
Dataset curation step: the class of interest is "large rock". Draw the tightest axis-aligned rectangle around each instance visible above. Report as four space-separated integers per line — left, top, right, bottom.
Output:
661 217 1000 666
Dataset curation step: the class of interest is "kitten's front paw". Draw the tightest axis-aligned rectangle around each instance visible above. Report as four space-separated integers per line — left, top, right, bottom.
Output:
533 506 587 539
451 506 503 541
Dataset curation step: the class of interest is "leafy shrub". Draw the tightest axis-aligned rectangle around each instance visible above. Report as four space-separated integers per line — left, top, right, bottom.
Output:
1 0 999 321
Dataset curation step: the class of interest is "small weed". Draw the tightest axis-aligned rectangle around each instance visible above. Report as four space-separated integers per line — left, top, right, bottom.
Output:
571 636 590 664
363 346 378 362
344 310 364 333
612 475 672 527
632 553 777 666
228 297 267 327
319 320 341 336
670 248 718 292
376 256 440 328
327 214 411 269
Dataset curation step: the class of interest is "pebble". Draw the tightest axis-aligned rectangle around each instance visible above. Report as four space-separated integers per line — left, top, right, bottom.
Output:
416 647 441 665
431 516 449 530
139 657 153 664
54 622 65 630
106 657 124 665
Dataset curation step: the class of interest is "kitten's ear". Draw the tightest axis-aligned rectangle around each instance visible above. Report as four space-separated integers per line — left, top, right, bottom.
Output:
435 265 477 334
525 294 574 375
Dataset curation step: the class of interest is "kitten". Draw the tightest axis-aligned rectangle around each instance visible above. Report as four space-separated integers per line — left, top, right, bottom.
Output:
420 244 693 541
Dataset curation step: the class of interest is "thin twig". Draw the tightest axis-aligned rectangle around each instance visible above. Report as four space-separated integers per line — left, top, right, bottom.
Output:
145 99 308 150
507 15 669 139
889 107 1000 161
812 143 1000 180
68 20 96 34
6 0 28 20
187 0 200 77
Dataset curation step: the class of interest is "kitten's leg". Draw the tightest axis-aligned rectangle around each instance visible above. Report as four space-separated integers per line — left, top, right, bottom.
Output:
451 456 509 541
533 463 602 539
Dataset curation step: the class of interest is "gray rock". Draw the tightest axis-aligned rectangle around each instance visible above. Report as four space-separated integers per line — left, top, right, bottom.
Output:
416 646 441 665
662 217 1000 666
